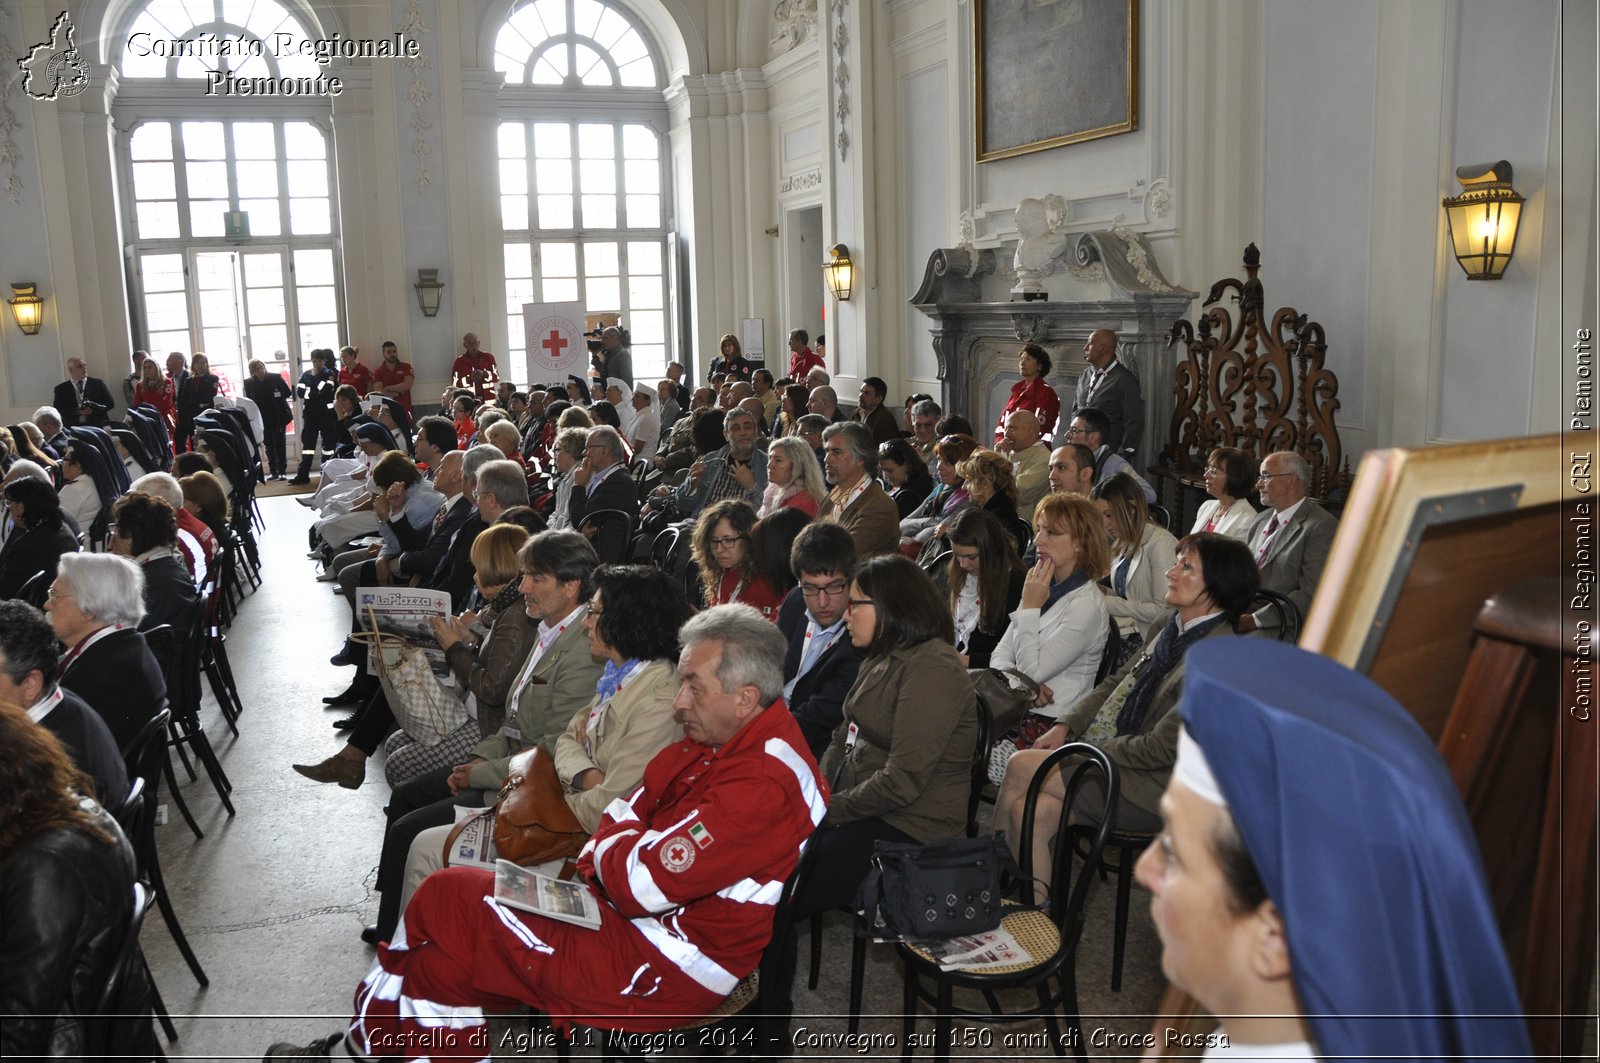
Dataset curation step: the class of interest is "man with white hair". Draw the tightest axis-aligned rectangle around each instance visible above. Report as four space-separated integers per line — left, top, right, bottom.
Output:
31 406 68 459
128 471 213 588
1240 449 1337 632
53 356 116 428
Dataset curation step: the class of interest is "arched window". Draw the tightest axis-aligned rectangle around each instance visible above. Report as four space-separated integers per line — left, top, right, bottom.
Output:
494 0 671 384
113 1 343 407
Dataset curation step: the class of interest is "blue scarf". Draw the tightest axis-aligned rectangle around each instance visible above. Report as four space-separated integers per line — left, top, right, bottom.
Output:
595 658 642 704
1039 571 1089 615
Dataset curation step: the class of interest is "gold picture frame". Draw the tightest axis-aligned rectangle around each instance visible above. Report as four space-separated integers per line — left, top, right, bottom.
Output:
975 0 1139 163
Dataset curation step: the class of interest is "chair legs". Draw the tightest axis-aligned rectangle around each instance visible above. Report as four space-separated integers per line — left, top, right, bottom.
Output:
142 955 181 1042
847 932 867 1035
807 913 822 990
1110 841 1137 992
171 712 235 815
160 749 204 840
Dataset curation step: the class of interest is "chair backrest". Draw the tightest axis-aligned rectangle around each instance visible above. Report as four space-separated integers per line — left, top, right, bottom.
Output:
1249 588 1302 642
1094 615 1123 685
754 831 821 1000
965 695 994 838
1147 504 1174 532
83 880 155 1056
15 568 50 608
114 776 147 842
1017 743 1118 932
579 507 636 565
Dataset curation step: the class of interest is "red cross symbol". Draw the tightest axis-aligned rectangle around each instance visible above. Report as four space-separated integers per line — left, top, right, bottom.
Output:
666 841 689 863
541 330 568 358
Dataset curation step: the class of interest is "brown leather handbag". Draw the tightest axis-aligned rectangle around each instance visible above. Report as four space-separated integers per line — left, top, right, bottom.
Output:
443 746 588 867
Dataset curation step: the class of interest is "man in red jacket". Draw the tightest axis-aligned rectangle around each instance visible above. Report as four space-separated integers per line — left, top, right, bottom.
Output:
786 328 823 380
266 605 827 1060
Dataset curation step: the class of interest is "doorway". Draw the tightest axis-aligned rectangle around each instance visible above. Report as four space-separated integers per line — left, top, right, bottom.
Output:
783 205 825 373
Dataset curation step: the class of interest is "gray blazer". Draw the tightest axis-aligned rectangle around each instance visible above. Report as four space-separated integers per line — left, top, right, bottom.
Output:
1073 360 1144 458
1246 500 1338 628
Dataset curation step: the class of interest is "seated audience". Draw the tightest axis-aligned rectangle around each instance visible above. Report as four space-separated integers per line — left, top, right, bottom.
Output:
776 384 810 439
878 438 933 519
0 601 128 808
0 701 155 1060
49 553 166 750
362 531 607 944
794 413 828 465
691 500 783 619
1063 406 1156 503
7 423 59 474
109 492 200 635
946 507 1025 669
851 377 900 443
987 494 1112 768
265 602 823 1056
109 427 156 482
818 423 900 559
663 407 766 521
749 507 810 606
996 532 1257 899
0 477 79 600
1092 471 1180 659
1242 450 1337 632
899 433 978 549
780 555 977 1003
129 471 214 587
33 406 68 459
1046 442 1096 498
954 448 1028 556
995 409 1052 516
807 385 847 424
1138 640 1531 1062
56 443 103 537
777 522 861 760
179 470 231 545
567 426 640 564
395 565 692 921
759 435 827 518
1192 445 1258 538
909 398 942 474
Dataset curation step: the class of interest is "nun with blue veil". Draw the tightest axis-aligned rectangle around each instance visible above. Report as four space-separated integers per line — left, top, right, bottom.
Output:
1132 638 1532 1062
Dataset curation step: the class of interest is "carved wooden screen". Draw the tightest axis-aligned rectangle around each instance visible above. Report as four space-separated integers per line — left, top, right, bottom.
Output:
1153 244 1352 525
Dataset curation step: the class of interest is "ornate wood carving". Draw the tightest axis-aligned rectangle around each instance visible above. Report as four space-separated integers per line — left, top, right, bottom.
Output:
1160 244 1351 506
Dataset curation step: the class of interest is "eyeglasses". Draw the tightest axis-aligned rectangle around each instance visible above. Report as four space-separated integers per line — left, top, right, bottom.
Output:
709 535 746 548
798 580 848 599
1257 471 1293 482
846 599 875 611
45 586 72 601
584 443 607 451
1062 426 1087 437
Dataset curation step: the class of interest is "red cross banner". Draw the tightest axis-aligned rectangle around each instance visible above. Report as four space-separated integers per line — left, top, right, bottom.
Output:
522 301 587 379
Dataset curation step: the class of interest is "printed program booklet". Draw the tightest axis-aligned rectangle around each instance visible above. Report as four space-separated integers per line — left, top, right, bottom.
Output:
444 807 498 870
493 859 602 930
910 927 1032 971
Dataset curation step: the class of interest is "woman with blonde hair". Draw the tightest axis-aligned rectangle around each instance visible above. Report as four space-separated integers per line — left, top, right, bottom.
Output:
690 499 783 618
132 357 177 439
985 493 1111 777
176 352 219 452
954 447 1027 555
709 333 751 381
758 435 827 518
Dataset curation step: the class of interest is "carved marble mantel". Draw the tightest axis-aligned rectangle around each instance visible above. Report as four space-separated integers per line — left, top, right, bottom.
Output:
911 242 1196 462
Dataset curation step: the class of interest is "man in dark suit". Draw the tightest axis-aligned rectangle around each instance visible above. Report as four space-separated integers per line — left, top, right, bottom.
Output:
567 425 639 564
53 356 117 428
777 522 862 760
851 376 902 444
1241 449 1338 633
1071 328 1144 461
0 601 129 809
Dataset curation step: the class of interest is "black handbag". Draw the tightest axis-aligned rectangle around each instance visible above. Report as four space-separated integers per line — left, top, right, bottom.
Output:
856 833 1026 941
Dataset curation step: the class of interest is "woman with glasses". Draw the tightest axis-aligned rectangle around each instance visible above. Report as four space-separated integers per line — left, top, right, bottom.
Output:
1092 472 1180 665
689 499 784 619
797 555 978 922
993 342 1060 444
878 438 934 519
945 507 1025 669
0 476 79 601
1192 446 1258 539
898 432 980 551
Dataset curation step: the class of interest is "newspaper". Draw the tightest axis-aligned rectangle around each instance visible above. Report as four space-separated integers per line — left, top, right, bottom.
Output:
909 927 1032 971
444 806 499 870
493 860 602 930
354 585 455 685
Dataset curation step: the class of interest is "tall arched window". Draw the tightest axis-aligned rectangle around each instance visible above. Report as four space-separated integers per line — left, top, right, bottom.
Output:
114 1 343 402
494 0 671 384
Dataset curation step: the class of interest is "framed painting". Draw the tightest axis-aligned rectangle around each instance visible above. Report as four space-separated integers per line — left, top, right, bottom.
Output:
975 0 1139 163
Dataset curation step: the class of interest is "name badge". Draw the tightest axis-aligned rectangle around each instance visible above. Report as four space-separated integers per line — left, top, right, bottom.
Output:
499 725 523 748
845 721 859 749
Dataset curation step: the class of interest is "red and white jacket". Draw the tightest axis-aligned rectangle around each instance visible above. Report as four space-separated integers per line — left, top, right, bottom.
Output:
577 702 827 999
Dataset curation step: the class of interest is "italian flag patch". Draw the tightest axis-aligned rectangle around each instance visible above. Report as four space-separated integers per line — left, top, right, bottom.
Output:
688 821 714 848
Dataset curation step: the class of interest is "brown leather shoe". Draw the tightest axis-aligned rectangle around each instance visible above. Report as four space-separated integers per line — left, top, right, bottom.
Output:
291 755 364 789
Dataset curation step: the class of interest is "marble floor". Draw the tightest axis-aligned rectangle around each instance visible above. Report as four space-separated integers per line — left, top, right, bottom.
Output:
139 493 1169 1060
